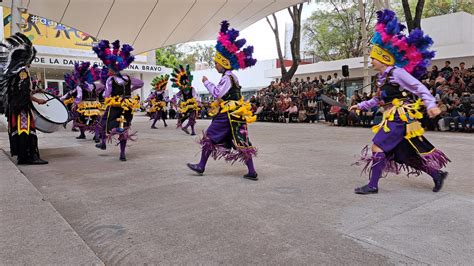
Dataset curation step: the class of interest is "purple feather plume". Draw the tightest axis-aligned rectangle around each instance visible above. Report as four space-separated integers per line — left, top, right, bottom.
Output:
220 20 229 33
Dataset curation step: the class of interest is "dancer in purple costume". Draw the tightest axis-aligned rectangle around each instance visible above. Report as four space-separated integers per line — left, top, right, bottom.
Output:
93 40 144 161
67 62 102 140
350 10 450 194
90 66 108 143
60 74 79 129
147 74 169 129
170 65 200 136
187 21 259 180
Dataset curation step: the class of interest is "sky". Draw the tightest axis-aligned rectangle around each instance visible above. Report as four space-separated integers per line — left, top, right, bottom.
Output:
189 1 321 61
240 2 320 60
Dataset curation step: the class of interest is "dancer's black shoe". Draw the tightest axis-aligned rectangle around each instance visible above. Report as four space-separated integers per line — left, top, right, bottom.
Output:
18 158 48 165
187 163 204 175
95 143 106 150
243 173 258 181
354 185 378 194
433 171 448 192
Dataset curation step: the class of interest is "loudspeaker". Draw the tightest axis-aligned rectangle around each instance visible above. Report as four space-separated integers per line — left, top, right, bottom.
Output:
342 65 349 77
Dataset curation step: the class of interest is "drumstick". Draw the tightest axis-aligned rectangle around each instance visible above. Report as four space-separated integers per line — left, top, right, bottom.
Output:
43 93 57 102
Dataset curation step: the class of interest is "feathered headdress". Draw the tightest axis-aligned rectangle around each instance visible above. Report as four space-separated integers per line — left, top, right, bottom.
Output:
64 72 78 90
73 62 101 86
64 62 100 89
214 21 257 71
0 32 37 97
100 66 110 85
0 32 36 74
151 74 169 91
92 40 134 72
45 87 60 96
170 65 193 89
371 9 435 79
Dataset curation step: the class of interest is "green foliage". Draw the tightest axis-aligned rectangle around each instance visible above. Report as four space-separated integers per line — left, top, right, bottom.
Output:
155 43 215 70
304 1 375 61
155 45 181 68
423 0 473 17
392 0 473 22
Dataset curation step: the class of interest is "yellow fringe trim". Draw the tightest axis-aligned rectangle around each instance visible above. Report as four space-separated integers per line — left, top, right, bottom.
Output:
371 98 425 139
149 99 167 112
77 101 102 117
179 98 200 113
208 97 256 124
63 98 74 105
104 95 141 112
98 103 107 111
77 100 101 109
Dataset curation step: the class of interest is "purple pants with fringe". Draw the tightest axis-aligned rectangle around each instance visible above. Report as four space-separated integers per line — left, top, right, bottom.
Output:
200 113 257 164
362 116 449 176
206 113 233 149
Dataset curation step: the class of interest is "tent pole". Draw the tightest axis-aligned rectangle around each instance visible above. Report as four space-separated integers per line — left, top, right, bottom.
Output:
10 0 22 34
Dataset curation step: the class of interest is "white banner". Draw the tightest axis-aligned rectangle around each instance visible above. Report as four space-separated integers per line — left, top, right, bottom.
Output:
32 55 166 74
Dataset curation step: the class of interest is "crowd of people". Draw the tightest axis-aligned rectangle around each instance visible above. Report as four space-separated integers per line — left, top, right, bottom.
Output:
246 61 473 132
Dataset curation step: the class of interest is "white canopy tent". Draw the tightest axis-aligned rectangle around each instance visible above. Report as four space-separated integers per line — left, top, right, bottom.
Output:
1 0 306 54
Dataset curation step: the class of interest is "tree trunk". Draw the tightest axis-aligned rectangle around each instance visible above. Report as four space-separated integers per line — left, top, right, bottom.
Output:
402 0 414 32
402 0 425 32
413 0 425 29
282 3 303 82
266 14 287 78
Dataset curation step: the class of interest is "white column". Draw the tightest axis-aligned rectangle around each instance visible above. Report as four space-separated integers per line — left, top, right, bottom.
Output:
0 7 4 39
10 0 22 34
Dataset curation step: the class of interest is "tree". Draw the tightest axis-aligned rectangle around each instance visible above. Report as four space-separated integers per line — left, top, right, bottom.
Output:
394 0 473 21
401 0 425 32
422 0 473 17
303 0 376 61
179 43 215 69
155 43 215 70
266 3 304 82
155 45 181 68
266 14 286 79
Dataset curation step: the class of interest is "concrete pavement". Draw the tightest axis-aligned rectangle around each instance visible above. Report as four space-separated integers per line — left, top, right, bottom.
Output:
0 150 102 265
1 114 473 264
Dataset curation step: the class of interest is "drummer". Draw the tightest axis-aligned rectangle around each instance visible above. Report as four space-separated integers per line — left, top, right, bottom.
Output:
1 33 48 164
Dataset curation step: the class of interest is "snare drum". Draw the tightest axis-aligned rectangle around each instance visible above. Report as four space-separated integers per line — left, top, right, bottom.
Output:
31 92 69 133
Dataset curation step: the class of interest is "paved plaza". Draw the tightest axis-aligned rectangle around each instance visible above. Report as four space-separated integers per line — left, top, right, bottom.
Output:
1 115 473 264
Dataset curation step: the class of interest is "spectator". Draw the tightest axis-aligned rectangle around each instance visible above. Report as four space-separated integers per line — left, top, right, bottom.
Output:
251 70 472 134
333 73 342 90
429 65 439 81
285 101 298 123
459 62 467 77
450 67 466 92
350 90 361 106
440 60 453 79
318 75 325 85
326 74 333 86
298 103 307 122
444 98 466 131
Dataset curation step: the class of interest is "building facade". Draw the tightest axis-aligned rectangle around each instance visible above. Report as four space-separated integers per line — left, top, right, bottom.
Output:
1 7 170 100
